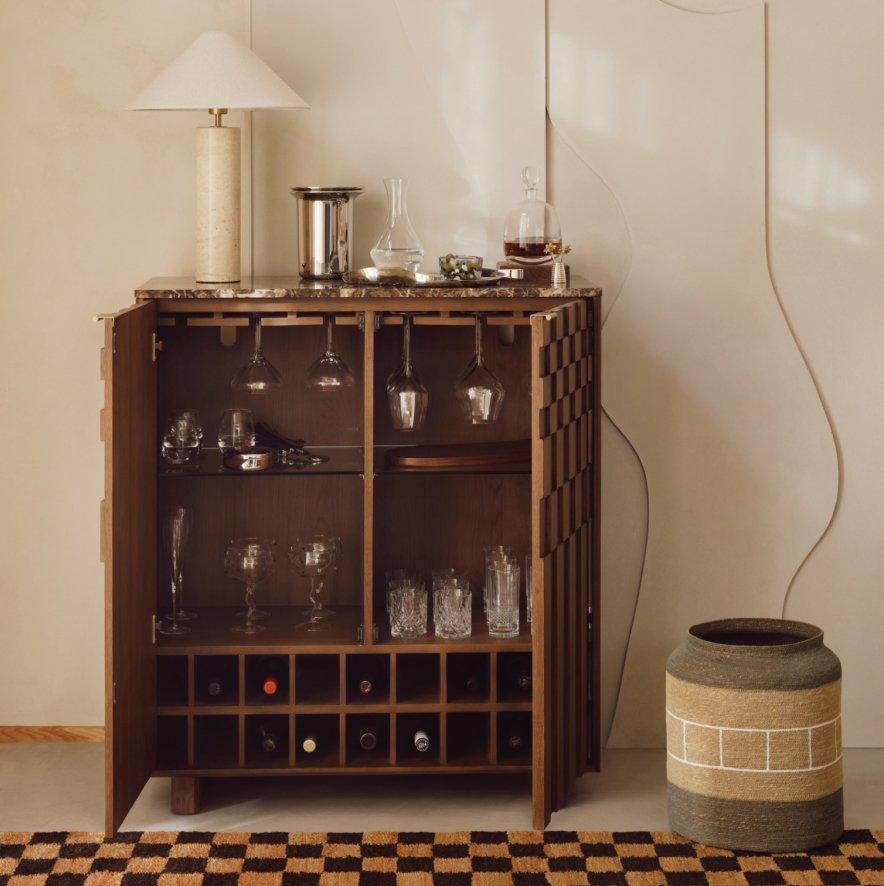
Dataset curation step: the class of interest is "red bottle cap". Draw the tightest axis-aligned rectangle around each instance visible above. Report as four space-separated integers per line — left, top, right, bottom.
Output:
263 677 279 696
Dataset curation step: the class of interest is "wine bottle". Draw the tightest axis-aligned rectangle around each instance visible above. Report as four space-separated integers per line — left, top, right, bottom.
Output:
206 677 224 698
413 730 430 753
464 674 482 695
257 658 284 698
355 656 385 696
301 735 318 754
358 727 378 751
259 723 279 754
505 655 532 694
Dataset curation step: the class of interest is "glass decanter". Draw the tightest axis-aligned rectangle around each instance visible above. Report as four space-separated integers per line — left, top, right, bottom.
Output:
370 178 424 272
503 165 562 264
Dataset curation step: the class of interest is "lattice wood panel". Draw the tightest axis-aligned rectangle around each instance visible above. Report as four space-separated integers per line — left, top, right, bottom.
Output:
530 299 594 828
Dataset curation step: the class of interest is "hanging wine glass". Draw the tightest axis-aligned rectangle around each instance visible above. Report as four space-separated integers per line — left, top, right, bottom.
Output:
231 317 282 394
454 315 505 424
158 506 192 635
225 538 275 635
289 535 341 632
306 316 355 391
386 315 427 431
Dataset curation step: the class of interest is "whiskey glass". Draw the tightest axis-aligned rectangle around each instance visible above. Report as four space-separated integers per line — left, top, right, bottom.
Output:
433 581 472 640
306 316 354 391
290 535 341 631
225 538 275 635
231 318 282 394
218 408 256 452
161 410 203 465
387 579 428 640
386 315 427 431
158 505 191 635
454 315 504 424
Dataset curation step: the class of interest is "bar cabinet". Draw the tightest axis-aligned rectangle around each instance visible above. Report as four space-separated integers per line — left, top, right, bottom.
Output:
99 277 601 833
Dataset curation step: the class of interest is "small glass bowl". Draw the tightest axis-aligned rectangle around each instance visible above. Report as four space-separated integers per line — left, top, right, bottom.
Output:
439 254 483 281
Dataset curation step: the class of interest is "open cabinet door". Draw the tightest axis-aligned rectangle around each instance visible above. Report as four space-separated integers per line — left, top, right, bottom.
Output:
100 301 157 834
530 299 595 828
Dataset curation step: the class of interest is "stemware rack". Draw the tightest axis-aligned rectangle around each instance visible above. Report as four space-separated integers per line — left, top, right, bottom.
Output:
99 278 601 832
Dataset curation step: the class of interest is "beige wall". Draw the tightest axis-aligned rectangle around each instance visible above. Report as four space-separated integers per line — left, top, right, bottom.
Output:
1 0 881 746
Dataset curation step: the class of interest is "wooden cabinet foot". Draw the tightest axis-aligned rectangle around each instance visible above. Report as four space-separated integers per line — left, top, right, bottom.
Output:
170 776 201 815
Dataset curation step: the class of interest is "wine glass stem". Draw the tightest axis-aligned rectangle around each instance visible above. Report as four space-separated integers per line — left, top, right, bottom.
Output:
253 318 262 359
245 581 257 630
170 578 180 628
309 576 323 621
474 314 483 364
403 316 412 371
325 316 334 355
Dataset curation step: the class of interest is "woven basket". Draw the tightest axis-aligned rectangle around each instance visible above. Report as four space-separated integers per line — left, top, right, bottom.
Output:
666 618 843 851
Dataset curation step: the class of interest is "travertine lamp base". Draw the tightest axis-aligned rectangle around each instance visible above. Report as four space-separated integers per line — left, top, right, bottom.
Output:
196 125 240 283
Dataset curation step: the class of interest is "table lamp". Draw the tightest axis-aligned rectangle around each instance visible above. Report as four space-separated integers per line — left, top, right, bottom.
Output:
129 31 308 283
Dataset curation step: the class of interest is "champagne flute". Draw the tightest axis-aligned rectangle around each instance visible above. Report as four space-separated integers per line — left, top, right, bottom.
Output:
454 314 505 424
158 506 191 635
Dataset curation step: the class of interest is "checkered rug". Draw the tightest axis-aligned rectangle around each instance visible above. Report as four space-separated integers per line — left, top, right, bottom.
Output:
1 829 881 884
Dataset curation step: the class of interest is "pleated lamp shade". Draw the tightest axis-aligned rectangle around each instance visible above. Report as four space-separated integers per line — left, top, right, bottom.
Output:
128 30 309 111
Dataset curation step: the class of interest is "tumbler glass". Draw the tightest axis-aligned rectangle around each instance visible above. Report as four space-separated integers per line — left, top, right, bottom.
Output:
387 579 427 639
434 582 472 640
486 561 520 639
218 408 256 452
484 545 517 613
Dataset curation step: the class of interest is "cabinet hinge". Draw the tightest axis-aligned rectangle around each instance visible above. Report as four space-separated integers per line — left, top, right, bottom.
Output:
356 624 379 644
152 333 163 361
112 680 117 705
151 614 159 644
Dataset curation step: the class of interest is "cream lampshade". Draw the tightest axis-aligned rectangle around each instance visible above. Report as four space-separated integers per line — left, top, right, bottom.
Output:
129 31 309 283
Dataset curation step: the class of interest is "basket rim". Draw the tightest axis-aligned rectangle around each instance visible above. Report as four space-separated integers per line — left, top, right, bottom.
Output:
688 618 823 654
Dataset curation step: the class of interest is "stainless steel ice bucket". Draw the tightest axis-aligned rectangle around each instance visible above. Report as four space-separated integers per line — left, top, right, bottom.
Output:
290 186 363 280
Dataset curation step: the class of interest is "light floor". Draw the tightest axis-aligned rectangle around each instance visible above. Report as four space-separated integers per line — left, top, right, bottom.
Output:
0 746 880 833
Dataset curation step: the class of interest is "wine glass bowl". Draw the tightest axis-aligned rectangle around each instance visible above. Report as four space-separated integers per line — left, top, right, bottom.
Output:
454 315 505 424
225 538 276 634
289 535 341 631
306 316 355 391
231 318 282 394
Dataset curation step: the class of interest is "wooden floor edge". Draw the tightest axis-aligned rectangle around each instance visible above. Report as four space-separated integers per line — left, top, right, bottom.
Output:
0 726 104 742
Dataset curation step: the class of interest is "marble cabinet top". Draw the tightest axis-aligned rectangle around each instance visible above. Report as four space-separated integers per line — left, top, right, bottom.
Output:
135 276 601 300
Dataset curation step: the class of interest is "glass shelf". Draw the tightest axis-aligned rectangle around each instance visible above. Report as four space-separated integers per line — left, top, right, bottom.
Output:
159 446 365 478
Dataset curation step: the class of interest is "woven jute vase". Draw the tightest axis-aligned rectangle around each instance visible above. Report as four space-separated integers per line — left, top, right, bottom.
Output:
666 618 843 852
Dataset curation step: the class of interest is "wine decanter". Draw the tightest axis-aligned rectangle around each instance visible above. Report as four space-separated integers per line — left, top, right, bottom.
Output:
370 178 424 272
503 165 562 264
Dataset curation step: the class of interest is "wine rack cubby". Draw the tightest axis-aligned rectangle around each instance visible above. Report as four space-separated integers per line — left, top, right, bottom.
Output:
101 285 600 831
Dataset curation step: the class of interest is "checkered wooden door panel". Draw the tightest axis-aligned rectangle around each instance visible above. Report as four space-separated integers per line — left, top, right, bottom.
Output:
530 299 594 828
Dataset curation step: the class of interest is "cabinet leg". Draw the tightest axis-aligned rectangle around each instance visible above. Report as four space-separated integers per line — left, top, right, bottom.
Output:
170 776 201 815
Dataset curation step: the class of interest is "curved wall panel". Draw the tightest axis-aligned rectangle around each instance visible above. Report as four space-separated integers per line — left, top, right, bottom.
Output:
548 0 837 746
767 0 884 747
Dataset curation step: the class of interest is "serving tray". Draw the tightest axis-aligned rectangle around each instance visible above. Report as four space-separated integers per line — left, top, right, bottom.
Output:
343 267 506 287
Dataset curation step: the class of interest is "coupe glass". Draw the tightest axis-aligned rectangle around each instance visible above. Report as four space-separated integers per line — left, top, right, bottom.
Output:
218 408 256 452
290 535 341 631
306 317 355 391
225 538 275 635
455 315 505 424
231 318 282 394
159 506 192 635
386 315 427 431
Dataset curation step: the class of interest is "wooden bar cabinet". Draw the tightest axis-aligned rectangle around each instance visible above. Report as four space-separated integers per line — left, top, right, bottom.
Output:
99 277 601 833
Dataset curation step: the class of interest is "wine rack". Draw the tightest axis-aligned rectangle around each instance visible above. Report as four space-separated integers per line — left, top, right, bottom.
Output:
155 650 533 773
100 281 600 831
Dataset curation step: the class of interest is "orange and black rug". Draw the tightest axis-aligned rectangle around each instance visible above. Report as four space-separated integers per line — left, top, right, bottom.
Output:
1 829 882 884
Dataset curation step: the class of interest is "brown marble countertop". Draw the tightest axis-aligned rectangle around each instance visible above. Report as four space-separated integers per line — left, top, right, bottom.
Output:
135 276 601 300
